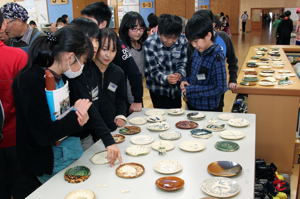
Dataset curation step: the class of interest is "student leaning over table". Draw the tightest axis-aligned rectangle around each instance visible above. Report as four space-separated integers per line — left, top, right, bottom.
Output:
12 26 100 196
181 15 227 112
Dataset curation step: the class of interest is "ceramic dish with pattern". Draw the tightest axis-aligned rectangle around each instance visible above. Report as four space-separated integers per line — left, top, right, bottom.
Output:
258 65 272 69
64 166 91 184
167 108 185 115
251 55 262 59
116 163 145 178
255 51 265 55
244 74 257 78
190 129 212 139
246 62 257 67
218 113 235 121
242 68 256 72
64 189 95 199
175 120 198 129
219 130 246 140
147 115 166 123
205 124 226 132
242 77 259 82
154 159 183 174
179 140 206 152
130 135 154 145
256 62 270 66
128 117 147 125
207 161 242 177
145 109 166 116
152 140 174 152
187 112 206 121
159 131 181 140
155 176 185 192
119 126 141 135
126 145 150 156
201 177 240 198
112 134 125 144
244 70 257 75
259 72 273 77
215 141 239 152
147 122 170 132
240 81 256 86
227 118 249 128
261 69 275 73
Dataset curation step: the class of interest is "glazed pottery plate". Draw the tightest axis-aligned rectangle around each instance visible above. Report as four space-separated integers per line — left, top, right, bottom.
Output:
227 118 249 128
167 108 185 115
218 113 235 121
187 112 206 120
145 109 166 116
215 141 239 152
179 140 206 152
119 126 141 135
219 130 245 140
128 117 147 125
116 163 144 178
261 69 275 73
207 161 242 177
205 124 225 132
242 68 255 72
190 129 212 139
112 134 125 144
156 176 184 192
147 115 166 123
126 145 150 156
64 189 95 199
176 120 198 129
201 177 240 198
278 69 291 73
159 131 181 140
242 77 258 82
240 81 256 86
259 81 276 86
244 74 257 78
152 140 174 151
64 166 91 184
259 72 273 77
259 65 272 69
130 135 154 145
147 122 170 132
154 159 183 174
244 70 257 75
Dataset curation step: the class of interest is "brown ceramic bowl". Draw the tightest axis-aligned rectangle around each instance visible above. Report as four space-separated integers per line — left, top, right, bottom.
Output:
112 134 125 144
207 161 242 177
155 176 184 191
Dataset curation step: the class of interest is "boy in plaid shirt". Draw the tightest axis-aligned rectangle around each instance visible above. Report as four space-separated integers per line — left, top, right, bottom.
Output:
181 15 227 111
144 14 187 108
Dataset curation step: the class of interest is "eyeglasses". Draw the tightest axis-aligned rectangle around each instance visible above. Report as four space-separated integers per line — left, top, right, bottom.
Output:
130 27 145 33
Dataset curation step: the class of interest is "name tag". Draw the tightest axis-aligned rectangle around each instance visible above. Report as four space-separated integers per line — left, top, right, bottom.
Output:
108 82 118 92
197 74 206 80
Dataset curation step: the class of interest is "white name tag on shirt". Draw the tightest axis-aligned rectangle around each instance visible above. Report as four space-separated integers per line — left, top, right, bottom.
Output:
197 74 206 80
108 82 118 92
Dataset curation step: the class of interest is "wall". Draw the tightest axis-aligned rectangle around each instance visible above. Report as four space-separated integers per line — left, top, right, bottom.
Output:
140 0 155 26
47 0 73 23
0 0 13 7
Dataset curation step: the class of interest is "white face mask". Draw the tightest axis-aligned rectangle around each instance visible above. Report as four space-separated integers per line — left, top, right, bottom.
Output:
64 56 84 79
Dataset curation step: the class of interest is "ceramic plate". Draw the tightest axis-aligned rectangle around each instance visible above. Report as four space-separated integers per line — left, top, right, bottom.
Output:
259 72 273 77
65 189 95 199
261 69 275 73
167 108 185 115
275 74 289 80
244 74 257 78
64 166 91 184
278 69 291 73
147 115 166 123
215 141 239 152
218 113 235 121
227 118 249 128
240 81 256 86
159 131 181 140
259 65 272 69
179 140 206 152
156 176 184 192
145 109 166 116
116 163 145 178
147 122 170 132
242 68 256 72
205 124 226 132
201 177 240 198
256 62 269 66
190 129 212 139
242 77 258 82
154 159 183 174
258 81 276 86
90 151 109 165
176 121 198 129
207 161 242 177
219 130 246 140
187 112 206 121
112 134 125 144
152 140 174 152
128 117 147 125
119 126 141 135
130 135 154 145
126 145 150 156
244 70 257 75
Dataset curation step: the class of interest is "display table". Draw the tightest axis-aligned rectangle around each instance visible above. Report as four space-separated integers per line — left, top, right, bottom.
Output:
26 109 256 199
236 45 300 173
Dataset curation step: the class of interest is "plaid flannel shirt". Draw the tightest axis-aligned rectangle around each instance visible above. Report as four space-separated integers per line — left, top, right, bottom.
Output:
144 34 187 98
185 44 228 110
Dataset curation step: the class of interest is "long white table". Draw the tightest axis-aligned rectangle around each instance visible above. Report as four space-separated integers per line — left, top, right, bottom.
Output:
26 109 256 199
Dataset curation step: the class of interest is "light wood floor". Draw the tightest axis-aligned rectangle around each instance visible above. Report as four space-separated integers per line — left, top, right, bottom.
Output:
143 24 298 198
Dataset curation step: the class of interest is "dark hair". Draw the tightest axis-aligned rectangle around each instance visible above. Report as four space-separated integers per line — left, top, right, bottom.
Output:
71 17 99 38
213 15 222 29
62 14 68 20
0 10 3 28
147 13 158 29
98 28 118 51
56 17 67 24
285 10 291 17
81 2 112 27
29 20 36 26
119 11 147 48
220 12 224 16
185 15 214 41
193 10 214 21
26 26 93 69
158 14 183 37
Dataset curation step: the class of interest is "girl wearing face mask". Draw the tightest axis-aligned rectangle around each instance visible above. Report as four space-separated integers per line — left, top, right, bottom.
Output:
13 26 93 188
119 12 148 113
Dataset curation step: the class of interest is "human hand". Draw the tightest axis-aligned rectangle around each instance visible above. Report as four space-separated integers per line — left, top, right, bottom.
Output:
167 74 178 84
115 118 126 127
229 82 238 92
174 73 182 82
106 144 122 167
129 102 142 113
74 99 92 126
180 81 189 95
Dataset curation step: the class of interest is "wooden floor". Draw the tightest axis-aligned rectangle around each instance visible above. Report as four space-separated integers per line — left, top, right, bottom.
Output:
143 24 298 198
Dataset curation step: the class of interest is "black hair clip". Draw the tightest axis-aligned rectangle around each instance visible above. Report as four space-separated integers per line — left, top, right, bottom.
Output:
47 32 57 42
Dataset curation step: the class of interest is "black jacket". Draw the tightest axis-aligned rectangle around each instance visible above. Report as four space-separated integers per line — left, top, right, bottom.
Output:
277 18 293 45
13 66 82 175
69 62 127 136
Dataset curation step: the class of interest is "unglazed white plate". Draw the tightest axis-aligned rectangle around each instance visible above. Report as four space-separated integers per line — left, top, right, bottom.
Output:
125 145 150 156
147 115 166 123
145 109 166 116
128 117 147 125
64 189 95 199
218 113 235 121
147 122 170 132
90 151 109 165
159 131 181 140
130 135 154 145
278 69 291 73
219 130 246 140
259 72 273 77
152 140 174 151
227 118 249 128
167 108 185 115
259 81 276 86
154 159 183 174
201 177 240 198
179 140 206 152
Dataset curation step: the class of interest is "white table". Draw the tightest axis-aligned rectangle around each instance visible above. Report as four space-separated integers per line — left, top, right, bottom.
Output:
26 109 256 199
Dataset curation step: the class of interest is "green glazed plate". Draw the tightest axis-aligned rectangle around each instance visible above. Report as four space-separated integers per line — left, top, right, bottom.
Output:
242 77 259 82
65 166 91 177
215 141 239 152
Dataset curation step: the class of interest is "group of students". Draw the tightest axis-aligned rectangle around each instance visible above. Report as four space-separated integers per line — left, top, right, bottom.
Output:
0 2 238 199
